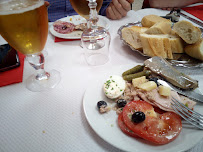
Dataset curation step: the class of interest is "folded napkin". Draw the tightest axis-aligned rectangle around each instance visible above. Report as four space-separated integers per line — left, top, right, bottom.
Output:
182 5 203 21
55 37 80 42
0 52 25 87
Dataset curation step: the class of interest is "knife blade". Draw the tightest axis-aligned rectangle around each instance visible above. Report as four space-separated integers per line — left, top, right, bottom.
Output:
157 79 203 103
179 11 203 27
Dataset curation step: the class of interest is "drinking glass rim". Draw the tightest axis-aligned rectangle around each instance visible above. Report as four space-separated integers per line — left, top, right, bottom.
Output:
0 0 44 15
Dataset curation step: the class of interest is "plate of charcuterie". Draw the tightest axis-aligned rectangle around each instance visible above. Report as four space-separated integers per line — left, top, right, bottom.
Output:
83 62 203 152
49 15 110 39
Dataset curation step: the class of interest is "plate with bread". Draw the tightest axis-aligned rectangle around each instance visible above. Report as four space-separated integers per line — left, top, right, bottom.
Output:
118 14 203 67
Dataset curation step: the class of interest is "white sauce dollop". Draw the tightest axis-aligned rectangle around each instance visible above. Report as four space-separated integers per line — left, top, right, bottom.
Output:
103 75 126 99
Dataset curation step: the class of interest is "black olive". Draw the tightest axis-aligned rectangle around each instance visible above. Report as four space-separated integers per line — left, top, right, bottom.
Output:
117 99 127 108
97 100 107 109
131 111 145 123
149 77 159 86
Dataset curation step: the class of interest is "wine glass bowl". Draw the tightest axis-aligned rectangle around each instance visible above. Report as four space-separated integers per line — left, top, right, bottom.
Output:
0 0 60 91
70 0 111 66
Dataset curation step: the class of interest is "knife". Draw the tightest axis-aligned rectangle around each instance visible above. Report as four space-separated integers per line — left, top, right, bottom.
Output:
157 79 203 103
179 11 203 27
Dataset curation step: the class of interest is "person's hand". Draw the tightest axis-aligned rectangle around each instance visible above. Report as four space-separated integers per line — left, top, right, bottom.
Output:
106 0 134 20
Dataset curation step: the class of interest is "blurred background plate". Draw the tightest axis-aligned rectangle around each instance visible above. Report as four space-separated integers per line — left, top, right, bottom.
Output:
50 15 110 39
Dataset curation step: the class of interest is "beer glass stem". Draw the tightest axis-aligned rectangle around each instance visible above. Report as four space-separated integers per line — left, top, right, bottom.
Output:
26 52 49 81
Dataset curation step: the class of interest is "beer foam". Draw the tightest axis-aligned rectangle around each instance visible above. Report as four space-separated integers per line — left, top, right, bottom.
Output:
0 0 44 15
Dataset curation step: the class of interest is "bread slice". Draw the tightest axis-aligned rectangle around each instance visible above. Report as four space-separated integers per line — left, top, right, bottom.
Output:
141 15 171 28
185 39 203 61
145 21 172 35
173 20 201 44
121 26 148 50
140 34 170 58
169 36 185 53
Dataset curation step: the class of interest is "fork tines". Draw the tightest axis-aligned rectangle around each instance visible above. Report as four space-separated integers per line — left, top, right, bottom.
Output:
171 97 203 130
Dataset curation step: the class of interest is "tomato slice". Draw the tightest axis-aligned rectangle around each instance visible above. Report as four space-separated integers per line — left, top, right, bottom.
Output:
123 100 182 145
118 112 138 138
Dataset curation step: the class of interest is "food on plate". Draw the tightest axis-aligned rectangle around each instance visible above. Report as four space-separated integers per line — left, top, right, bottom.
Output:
121 26 148 50
185 39 203 61
98 60 198 145
140 34 173 59
173 20 201 44
53 20 87 34
97 100 110 113
141 14 170 28
103 75 126 99
144 56 198 90
159 85 171 97
118 112 139 138
132 76 148 88
145 21 172 35
53 20 75 34
74 23 87 31
122 65 144 76
122 70 151 81
137 81 157 91
117 99 127 108
122 100 182 144
121 14 202 60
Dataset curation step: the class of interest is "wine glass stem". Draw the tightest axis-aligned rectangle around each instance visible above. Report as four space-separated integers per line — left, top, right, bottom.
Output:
27 52 50 81
88 0 98 29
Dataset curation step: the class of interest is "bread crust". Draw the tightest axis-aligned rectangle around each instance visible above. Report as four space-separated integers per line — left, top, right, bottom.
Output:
185 39 203 61
141 15 170 28
173 20 201 44
121 26 148 50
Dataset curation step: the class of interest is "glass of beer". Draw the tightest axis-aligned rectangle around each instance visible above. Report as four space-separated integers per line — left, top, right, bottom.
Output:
0 0 61 92
70 0 111 66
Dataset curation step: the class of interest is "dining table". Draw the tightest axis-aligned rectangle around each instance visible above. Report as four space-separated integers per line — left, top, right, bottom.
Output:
0 7 203 152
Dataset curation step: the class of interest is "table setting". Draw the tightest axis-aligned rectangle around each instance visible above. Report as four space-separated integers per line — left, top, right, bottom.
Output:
0 0 203 152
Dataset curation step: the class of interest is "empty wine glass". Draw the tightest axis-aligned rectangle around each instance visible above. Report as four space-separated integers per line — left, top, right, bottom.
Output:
0 0 61 92
70 0 111 66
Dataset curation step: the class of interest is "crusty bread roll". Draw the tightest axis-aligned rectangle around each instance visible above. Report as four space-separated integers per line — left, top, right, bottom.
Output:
141 15 171 28
140 34 171 59
121 26 148 50
185 39 203 61
173 20 201 44
145 21 172 35
140 34 185 59
169 36 185 53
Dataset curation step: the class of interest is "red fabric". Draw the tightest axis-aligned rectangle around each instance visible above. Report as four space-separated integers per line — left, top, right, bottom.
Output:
55 37 80 42
182 5 203 21
0 52 25 87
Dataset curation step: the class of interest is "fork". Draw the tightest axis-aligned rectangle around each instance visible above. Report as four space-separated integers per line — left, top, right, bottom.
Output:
171 97 203 129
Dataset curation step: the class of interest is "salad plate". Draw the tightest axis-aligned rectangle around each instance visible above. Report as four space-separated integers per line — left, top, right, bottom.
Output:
83 64 203 152
49 15 110 39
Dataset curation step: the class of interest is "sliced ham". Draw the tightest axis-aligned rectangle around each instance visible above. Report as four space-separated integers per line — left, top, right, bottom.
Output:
120 82 196 114
53 20 75 34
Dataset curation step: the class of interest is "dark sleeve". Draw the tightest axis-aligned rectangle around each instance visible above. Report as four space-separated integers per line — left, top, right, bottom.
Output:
99 0 111 16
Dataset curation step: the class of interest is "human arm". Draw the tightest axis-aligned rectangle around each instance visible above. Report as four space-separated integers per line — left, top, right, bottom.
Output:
149 0 203 9
106 0 134 20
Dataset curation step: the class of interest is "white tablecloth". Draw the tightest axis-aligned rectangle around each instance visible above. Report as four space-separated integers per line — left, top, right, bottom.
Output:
0 9 203 152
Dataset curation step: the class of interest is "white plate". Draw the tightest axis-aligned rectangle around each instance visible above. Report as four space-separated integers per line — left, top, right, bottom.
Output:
83 64 203 152
49 15 110 39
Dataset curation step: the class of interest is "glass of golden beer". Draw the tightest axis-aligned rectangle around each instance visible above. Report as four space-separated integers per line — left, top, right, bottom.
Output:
0 0 60 92
70 0 110 66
